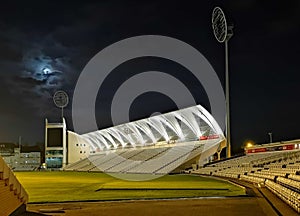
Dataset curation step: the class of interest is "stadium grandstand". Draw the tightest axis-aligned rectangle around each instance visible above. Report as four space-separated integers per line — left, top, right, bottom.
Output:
63 105 226 176
0 155 28 215
192 140 300 213
0 144 41 172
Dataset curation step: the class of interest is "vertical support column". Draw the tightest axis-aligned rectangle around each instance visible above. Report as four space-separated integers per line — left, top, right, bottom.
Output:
225 40 231 158
44 118 48 164
62 118 67 167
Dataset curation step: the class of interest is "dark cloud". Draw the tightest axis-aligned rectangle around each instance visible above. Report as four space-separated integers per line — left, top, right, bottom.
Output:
14 76 47 86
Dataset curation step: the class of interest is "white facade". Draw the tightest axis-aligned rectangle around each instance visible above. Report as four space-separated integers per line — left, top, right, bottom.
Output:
81 105 224 152
67 131 90 164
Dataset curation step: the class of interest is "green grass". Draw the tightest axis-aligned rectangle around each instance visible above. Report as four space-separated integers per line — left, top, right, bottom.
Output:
15 172 246 203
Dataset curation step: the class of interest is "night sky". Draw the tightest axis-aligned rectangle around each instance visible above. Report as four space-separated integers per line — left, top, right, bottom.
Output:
0 0 300 154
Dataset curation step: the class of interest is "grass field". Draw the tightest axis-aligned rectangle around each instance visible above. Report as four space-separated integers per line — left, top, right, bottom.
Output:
15 172 246 203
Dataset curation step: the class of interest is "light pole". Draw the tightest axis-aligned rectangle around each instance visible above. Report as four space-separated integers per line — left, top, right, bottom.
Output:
212 7 234 158
225 26 233 158
268 132 273 144
18 136 22 152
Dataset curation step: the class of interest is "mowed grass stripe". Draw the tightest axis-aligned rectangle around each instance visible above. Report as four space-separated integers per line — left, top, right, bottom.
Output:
95 188 229 190
15 172 246 203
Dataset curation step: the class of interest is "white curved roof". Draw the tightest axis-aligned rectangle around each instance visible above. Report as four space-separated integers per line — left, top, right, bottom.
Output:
82 104 224 151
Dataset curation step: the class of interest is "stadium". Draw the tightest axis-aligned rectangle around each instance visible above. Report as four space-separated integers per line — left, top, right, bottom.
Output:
1 104 300 216
63 104 226 180
0 2 300 216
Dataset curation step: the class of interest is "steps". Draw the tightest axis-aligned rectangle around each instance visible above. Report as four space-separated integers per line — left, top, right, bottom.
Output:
0 156 28 216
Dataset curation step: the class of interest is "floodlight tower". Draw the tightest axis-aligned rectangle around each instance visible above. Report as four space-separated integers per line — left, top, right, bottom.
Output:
53 90 69 120
212 7 234 158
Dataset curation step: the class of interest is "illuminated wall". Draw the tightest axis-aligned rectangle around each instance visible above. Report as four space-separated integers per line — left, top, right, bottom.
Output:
81 105 224 152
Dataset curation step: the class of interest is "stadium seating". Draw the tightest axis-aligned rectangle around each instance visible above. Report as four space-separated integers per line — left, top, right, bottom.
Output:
192 150 300 213
0 156 29 215
265 180 300 213
64 141 205 175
